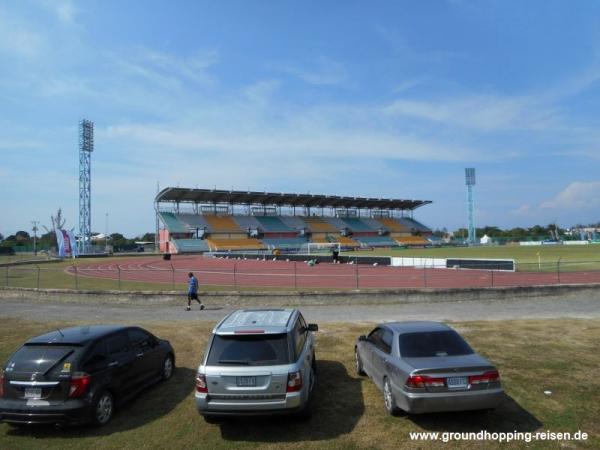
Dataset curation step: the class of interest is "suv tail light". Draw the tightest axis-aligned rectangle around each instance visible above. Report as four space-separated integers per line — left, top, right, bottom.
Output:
0 371 4 398
287 371 303 392
405 375 445 388
469 370 500 385
195 374 208 393
69 372 90 398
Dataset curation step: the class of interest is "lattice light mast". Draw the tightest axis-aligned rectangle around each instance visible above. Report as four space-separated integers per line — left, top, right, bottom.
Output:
465 168 476 245
79 119 94 254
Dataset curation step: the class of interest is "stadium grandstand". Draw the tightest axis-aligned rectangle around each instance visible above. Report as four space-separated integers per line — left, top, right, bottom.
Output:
154 188 432 253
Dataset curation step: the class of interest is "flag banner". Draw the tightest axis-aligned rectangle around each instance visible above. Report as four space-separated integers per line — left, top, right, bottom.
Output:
56 229 78 258
55 229 65 258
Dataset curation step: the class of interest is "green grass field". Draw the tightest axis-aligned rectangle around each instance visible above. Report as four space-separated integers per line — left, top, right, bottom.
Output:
0 318 598 449
345 244 600 271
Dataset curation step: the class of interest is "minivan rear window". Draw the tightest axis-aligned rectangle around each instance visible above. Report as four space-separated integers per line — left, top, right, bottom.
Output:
399 331 474 358
207 334 290 366
9 345 80 373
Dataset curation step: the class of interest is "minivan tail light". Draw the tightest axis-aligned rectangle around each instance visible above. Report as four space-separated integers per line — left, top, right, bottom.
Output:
0 372 4 398
195 374 208 393
469 370 500 385
69 372 90 398
405 375 445 388
287 371 302 392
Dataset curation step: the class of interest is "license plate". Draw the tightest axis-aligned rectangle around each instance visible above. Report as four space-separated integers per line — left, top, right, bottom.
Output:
447 376 468 389
236 376 256 387
24 388 42 399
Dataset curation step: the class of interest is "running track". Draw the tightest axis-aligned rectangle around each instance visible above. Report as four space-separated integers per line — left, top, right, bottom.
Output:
62 256 600 290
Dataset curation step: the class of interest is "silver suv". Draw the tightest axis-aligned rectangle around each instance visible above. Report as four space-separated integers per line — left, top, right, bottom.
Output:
195 308 318 418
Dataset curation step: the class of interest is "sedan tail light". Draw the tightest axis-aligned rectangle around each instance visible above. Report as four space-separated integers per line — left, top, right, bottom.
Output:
405 375 446 388
0 371 4 398
287 371 303 392
469 370 500 385
195 374 208 393
69 372 90 398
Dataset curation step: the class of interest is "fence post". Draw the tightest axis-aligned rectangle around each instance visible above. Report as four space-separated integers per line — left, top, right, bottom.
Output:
490 269 494 287
117 265 122 290
423 265 427 287
294 262 297 290
36 265 40 290
5 265 9 287
233 262 237 289
355 261 359 289
73 266 78 290
171 264 175 290
557 257 561 284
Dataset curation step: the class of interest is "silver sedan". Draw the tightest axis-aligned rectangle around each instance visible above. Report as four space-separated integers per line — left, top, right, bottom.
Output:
355 321 503 415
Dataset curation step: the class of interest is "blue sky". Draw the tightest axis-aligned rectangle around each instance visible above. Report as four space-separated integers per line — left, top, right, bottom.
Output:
1 0 600 237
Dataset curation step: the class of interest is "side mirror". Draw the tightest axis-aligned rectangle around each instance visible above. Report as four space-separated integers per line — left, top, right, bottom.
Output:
358 335 367 342
307 324 319 332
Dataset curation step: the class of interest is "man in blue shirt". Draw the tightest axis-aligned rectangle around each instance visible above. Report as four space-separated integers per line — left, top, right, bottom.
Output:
186 272 204 311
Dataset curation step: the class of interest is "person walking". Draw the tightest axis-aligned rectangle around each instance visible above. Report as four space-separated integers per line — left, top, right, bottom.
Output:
186 272 204 311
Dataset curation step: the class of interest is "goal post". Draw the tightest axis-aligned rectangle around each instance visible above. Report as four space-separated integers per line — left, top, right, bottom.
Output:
303 242 341 255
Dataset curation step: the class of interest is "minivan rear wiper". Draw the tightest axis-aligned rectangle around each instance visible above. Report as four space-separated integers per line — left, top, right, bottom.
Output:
218 359 251 365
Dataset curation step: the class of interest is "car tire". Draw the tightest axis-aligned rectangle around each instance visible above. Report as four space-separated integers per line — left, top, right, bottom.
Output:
355 348 365 376
91 390 114 427
383 378 401 416
161 354 175 381
296 365 316 421
203 415 221 424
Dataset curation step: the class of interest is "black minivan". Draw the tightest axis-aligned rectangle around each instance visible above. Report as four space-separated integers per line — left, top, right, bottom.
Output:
0 325 175 427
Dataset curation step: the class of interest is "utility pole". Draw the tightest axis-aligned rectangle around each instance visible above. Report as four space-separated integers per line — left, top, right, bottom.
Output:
31 221 39 256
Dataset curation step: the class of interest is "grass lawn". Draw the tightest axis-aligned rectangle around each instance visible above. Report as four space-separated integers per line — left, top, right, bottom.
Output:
0 318 598 449
346 245 600 271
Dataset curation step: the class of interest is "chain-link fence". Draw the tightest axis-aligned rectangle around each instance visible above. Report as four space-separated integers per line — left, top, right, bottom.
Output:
2 260 600 291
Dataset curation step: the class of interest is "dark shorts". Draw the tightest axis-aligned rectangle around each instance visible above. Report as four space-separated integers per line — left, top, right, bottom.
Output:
188 292 199 300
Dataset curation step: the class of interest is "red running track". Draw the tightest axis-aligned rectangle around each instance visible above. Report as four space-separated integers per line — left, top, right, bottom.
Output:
62 255 600 290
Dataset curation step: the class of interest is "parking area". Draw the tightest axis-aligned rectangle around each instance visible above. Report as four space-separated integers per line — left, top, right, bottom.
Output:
0 317 598 449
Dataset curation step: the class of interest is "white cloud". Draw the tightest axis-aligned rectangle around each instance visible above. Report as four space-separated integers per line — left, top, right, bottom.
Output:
272 58 347 86
540 181 600 209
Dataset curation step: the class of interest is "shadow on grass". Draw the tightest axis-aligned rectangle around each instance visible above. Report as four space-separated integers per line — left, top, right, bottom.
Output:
408 393 542 432
5 367 196 438
217 360 363 443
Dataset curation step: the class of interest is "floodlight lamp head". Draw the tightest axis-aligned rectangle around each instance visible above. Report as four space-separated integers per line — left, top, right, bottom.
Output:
465 168 476 186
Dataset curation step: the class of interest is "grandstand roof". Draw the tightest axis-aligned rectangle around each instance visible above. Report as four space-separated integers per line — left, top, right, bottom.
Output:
155 187 431 210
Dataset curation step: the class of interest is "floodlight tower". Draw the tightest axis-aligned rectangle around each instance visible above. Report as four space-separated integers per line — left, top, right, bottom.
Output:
79 119 94 254
465 168 476 245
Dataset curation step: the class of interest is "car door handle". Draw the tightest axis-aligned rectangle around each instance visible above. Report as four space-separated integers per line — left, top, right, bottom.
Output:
136 353 144 357
108 361 119 367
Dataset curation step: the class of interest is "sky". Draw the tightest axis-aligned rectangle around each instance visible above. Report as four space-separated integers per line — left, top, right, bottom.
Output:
1 0 600 238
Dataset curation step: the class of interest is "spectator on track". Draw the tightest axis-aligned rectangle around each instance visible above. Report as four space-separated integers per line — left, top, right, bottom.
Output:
186 272 204 311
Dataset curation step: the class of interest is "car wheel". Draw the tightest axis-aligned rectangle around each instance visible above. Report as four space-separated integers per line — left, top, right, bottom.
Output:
383 378 401 416
297 366 316 421
92 390 114 426
355 348 365 376
162 354 174 380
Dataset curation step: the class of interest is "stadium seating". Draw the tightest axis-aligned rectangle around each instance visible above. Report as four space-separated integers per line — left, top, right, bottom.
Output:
333 236 360 247
233 215 262 230
303 216 337 232
279 216 308 230
158 212 189 233
354 236 398 247
360 218 388 231
395 235 429 245
310 233 333 243
376 217 411 232
172 239 210 253
177 213 211 231
323 217 348 230
205 237 265 250
203 215 242 233
341 218 375 232
396 217 431 233
255 216 294 232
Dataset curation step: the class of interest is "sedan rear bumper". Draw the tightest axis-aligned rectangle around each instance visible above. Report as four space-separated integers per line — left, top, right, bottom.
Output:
399 388 504 414
0 398 92 425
